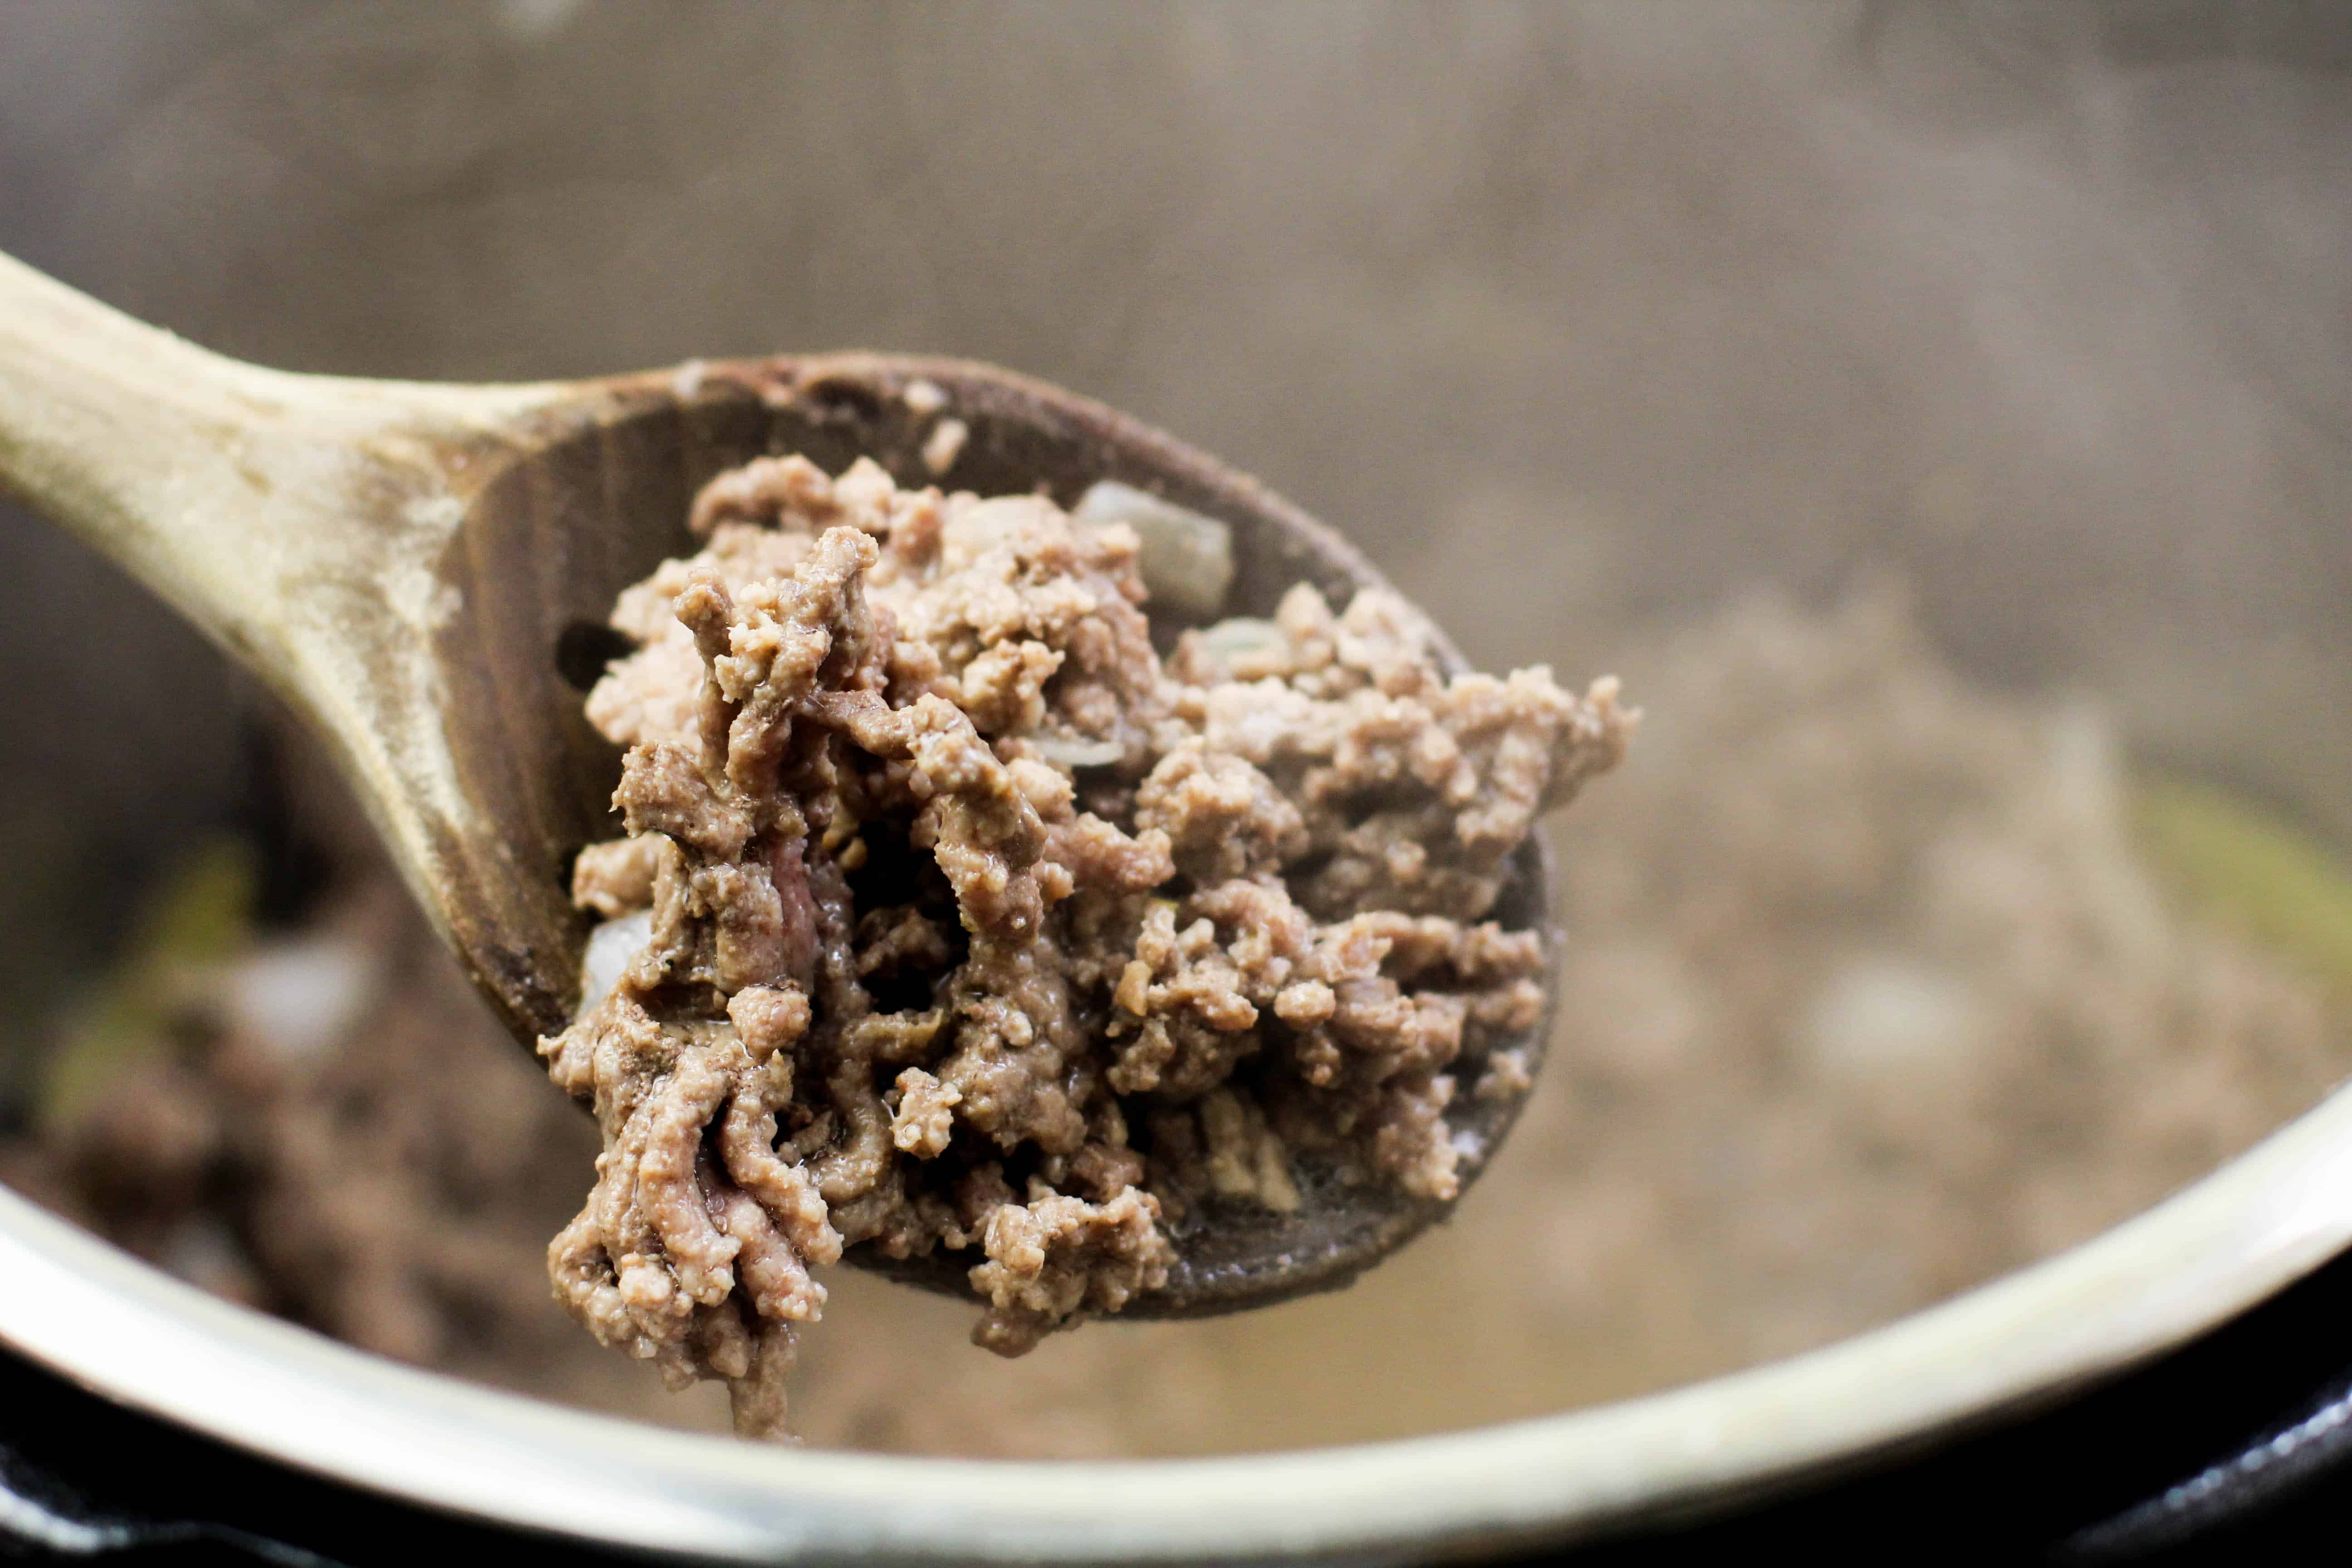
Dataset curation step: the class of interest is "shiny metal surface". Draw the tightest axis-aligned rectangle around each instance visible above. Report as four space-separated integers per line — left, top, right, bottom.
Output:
8 1083 2352 1560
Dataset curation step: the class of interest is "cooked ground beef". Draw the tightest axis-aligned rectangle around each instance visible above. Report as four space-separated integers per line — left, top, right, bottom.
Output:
5 584 2344 1459
542 455 1630 1434
0 869 626 1403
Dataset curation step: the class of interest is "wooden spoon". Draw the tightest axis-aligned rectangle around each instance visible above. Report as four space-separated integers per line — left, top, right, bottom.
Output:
0 250 1556 1315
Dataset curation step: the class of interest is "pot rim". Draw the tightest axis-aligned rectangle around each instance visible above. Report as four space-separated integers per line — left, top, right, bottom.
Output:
6 1080 2352 1563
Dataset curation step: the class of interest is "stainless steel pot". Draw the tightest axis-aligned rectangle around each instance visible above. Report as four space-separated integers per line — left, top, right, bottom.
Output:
9 1085 2352 1561
9 3 2352 1561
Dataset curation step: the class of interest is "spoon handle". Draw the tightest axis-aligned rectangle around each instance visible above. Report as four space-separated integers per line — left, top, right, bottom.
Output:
0 250 302 643
0 250 558 678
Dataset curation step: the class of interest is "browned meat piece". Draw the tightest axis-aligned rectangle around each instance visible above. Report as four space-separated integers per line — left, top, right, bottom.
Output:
540 454 1632 1434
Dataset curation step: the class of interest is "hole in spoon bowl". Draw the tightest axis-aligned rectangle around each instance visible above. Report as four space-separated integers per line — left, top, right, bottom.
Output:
554 621 637 693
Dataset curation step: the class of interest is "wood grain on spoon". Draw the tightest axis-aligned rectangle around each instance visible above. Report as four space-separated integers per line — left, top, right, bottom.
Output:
0 250 1558 1313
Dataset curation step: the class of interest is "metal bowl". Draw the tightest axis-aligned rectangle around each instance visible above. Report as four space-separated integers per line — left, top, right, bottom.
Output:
8 5 2352 1560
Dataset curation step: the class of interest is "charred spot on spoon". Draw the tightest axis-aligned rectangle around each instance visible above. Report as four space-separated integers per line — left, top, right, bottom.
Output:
800 372 888 428
554 621 637 693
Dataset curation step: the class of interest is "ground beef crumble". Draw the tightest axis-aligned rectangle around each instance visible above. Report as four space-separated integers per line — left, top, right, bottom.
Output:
540 454 1632 1435
8 584 2347 1459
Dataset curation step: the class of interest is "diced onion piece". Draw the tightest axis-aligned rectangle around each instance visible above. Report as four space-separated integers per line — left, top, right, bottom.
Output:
227 936 378 1063
1032 735 1127 770
578 908 653 1019
1074 480 1234 620
1183 616 1292 681
1194 616 1286 660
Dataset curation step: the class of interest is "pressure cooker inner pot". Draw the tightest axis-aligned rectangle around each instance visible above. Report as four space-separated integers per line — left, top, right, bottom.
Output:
7 3 2352 1462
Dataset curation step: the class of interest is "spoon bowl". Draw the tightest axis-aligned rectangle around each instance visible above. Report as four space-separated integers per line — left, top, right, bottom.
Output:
0 252 1554 1313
